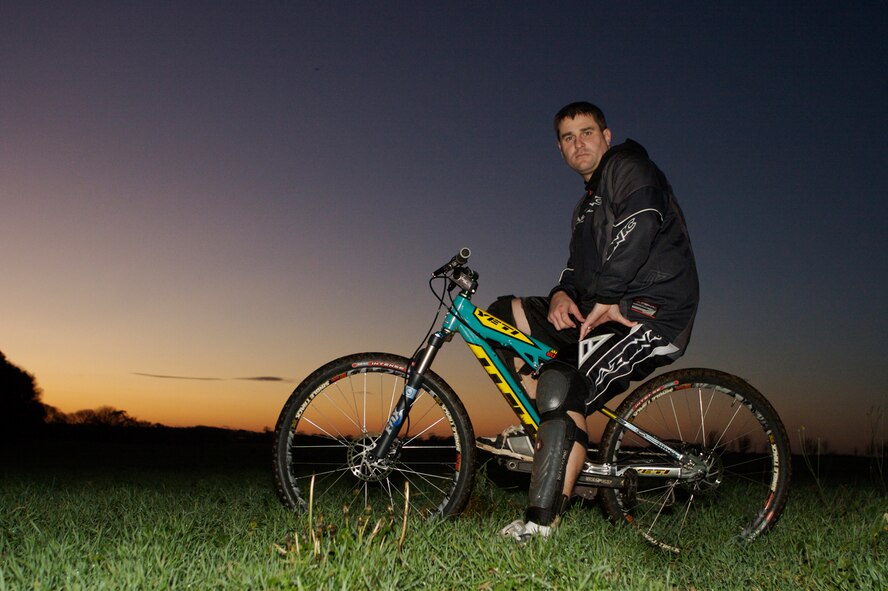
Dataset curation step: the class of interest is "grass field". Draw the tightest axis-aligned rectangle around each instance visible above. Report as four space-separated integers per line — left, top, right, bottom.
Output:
1 428 885 590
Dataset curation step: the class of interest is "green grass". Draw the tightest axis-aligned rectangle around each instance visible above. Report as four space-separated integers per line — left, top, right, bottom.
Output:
1 439 885 590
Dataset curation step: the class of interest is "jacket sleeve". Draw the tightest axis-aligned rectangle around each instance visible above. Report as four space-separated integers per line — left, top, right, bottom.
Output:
593 186 666 303
549 264 579 301
549 195 586 302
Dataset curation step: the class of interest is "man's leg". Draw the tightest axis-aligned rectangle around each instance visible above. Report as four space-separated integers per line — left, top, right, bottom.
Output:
511 297 531 334
507 363 589 539
511 304 586 496
486 296 539 397
562 410 588 498
510 298 540 398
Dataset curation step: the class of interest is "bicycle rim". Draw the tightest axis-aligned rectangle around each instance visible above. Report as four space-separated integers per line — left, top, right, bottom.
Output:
273 353 475 522
599 369 791 553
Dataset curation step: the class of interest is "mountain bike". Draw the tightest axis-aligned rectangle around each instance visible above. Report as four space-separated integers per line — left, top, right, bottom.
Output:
272 249 791 552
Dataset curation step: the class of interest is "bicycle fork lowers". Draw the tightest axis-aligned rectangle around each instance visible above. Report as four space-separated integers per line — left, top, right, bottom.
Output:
370 330 448 462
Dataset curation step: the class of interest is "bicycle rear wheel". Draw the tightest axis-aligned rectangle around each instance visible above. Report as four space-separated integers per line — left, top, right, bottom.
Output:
273 353 476 521
598 368 791 553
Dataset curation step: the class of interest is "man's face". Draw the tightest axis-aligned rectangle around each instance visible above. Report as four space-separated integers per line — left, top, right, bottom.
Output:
556 114 612 182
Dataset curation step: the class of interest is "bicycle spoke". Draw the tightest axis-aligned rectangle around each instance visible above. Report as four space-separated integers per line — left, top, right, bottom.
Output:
298 415 351 444
316 387 362 435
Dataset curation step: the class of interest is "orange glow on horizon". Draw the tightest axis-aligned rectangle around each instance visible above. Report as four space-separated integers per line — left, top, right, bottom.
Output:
33 361 520 437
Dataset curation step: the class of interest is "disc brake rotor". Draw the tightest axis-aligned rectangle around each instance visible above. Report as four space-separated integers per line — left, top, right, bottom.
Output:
347 434 399 481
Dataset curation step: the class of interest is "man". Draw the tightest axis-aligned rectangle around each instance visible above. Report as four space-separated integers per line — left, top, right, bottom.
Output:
490 102 699 541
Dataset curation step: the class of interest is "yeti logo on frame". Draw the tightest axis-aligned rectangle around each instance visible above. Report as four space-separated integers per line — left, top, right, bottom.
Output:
474 309 534 345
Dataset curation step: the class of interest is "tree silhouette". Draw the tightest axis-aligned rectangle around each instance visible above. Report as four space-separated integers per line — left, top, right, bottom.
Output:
0 350 47 438
42 403 69 424
65 406 150 427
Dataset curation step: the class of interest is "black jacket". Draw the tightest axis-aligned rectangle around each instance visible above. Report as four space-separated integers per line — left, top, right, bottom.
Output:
549 139 699 351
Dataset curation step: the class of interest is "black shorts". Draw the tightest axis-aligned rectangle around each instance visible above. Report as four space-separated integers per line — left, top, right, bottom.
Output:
518 296 581 357
519 296 680 412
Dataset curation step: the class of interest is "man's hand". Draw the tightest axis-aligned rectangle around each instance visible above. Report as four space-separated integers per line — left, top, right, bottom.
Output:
548 291 584 330
579 302 637 340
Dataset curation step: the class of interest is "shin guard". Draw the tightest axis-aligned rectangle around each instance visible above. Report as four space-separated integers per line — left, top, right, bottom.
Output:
525 415 581 526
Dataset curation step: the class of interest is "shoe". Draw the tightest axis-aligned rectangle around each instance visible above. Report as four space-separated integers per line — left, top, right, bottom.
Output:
476 425 534 460
498 519 552 542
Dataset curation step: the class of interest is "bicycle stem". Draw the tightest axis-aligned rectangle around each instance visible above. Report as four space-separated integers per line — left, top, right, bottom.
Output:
370 331 447 460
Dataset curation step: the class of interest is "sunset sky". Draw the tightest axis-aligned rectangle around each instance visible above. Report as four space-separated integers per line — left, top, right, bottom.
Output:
2 2 885 453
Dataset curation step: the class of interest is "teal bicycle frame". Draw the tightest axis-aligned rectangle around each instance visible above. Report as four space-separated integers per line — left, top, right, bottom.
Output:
441 292 556 437
370 282 554 460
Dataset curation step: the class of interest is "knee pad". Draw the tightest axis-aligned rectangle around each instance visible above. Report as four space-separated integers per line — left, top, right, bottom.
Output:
525 412 589 526
537 364 588 415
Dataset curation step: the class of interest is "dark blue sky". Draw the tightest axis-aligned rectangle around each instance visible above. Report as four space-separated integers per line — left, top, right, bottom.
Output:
2 2 886 451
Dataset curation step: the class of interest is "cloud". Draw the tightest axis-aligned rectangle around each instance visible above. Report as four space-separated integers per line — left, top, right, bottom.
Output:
133 373 222 381
133 373 292 383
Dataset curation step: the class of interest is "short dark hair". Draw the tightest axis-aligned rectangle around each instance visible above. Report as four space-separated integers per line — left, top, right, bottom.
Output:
553 102 608 139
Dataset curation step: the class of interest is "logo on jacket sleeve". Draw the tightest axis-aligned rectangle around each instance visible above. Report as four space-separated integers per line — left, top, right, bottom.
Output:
630 299 658 318
575 194 602 225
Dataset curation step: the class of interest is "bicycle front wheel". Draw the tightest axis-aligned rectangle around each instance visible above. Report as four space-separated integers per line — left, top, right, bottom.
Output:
598 368 791 553
273 353 476 521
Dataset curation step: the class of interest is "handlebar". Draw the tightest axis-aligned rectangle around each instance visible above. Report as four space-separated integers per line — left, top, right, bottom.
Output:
432 247 472 277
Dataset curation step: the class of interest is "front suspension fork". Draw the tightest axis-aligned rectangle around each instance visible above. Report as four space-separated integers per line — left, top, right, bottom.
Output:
370 331 447 460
